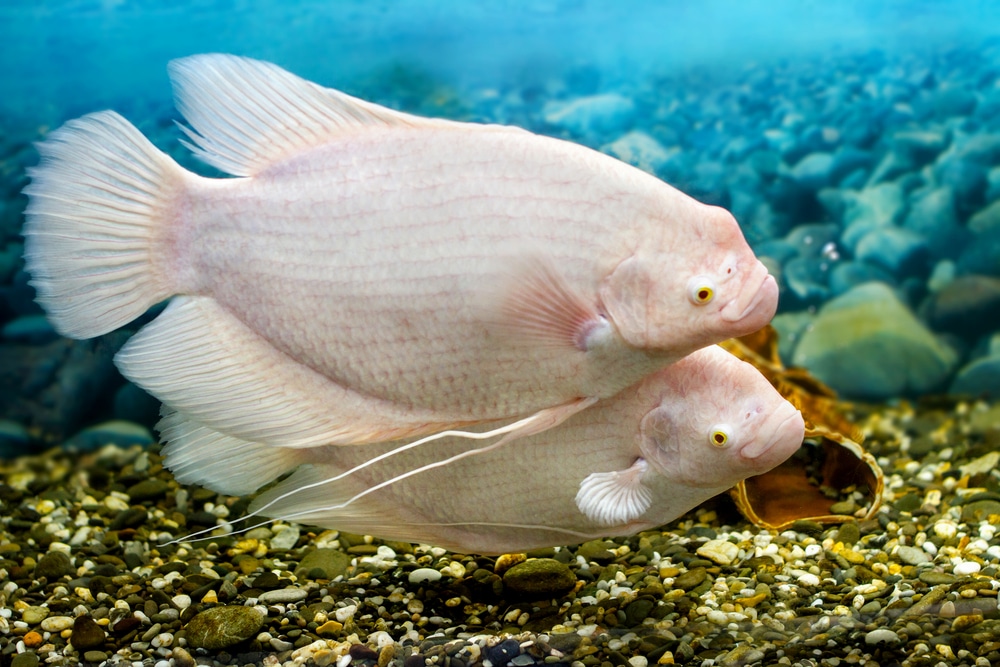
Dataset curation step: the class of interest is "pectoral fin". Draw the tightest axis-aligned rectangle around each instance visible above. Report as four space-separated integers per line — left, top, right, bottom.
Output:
575 458 652 526
488 255 607 350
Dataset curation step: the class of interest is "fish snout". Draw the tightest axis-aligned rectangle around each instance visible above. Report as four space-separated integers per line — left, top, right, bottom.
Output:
718 260 778 331
738 403 804 468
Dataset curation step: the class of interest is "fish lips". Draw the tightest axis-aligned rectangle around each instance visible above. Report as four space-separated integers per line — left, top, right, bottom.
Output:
718 262 779 333
739 405 805 466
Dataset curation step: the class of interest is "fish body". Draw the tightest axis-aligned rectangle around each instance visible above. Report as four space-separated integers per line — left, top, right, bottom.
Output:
23 54 777 450
235 345 804 554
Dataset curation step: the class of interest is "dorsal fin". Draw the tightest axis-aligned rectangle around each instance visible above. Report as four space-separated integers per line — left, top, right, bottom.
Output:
168 54 520 176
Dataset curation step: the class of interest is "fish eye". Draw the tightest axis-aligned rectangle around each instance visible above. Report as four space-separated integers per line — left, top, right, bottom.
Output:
709 425 732 448
687 276 716 305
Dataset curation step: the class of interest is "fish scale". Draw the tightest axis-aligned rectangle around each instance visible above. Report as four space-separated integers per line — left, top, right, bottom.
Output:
22 53 778 452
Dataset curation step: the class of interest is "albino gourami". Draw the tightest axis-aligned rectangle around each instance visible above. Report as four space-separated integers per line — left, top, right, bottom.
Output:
23 54 778 453
186 345 803 555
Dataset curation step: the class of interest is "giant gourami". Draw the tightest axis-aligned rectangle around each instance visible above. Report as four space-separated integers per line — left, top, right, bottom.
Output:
22 54 778 452
182 345 803 555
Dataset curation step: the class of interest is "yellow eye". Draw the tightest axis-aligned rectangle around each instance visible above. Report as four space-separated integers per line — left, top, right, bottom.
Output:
687 276 716 305
709 425 731 448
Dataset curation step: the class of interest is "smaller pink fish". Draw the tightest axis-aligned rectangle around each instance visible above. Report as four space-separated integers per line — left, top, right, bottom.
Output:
169 345 803 554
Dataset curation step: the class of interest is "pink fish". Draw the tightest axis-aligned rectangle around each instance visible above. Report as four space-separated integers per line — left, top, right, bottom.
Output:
169 345 804 555
23 54 777 452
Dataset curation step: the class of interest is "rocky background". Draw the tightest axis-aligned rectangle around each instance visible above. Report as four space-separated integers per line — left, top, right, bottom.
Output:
3 41 1000 449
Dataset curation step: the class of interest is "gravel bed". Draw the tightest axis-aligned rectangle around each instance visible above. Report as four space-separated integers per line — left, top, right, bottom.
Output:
2 398 1000 667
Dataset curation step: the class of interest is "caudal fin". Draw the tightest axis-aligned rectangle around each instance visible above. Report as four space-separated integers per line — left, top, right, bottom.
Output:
22 111 187 339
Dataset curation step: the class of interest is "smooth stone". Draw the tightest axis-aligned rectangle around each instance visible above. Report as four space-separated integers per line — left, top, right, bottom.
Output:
1 315 58 344
22 606 48 624
183 606 264 650
892 129 949 162
950 354 1000 398
865 628 901 646
10 653 40 667
501 558 576 599
673 567 708 591
961 500 1000 523
576 539 615 562
542 93 636 136
601 131 675 174
294 548 351 580
921 275 1000 339
769 311 814 364
408 568 442 584
895 546 931 566
270 525 301 550
828 261 895 296
785 223 840 258
902 186 968 261
838 182 906 251
854 227 928 277
969 198 1000 235
126 478 171 502
40 616 74 632
957 227 1000 277
695 540 739 566
783 256 830 302
789 152 835 190
70 615 106 650
83 652 109 663
258 587 308 603
35 550 74 579
65 420 154 452
792 282 958 400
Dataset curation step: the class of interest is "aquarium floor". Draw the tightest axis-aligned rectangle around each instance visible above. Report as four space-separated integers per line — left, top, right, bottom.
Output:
2 399 1000 667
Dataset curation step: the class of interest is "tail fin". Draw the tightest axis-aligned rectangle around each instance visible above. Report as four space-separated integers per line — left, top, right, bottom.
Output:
22 111 187 339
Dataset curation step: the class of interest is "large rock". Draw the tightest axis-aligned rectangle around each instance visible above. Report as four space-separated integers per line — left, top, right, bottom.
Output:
183 606 264 650
601 131 675 174
837 182 906 252
793 282 958 400
542 94 636 137
921 274 1000 339
902 186 968 261
950 335 1000 398
854 227 929 277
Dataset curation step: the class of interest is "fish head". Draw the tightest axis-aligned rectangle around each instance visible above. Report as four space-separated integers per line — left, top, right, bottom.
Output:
636 346 803 491
600 204 778 353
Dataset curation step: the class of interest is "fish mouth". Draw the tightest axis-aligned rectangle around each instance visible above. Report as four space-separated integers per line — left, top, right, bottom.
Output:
739 405 805 464
719 261 778 331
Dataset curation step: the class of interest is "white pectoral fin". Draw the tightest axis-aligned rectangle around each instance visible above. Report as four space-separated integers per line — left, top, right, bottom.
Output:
575 458 652 526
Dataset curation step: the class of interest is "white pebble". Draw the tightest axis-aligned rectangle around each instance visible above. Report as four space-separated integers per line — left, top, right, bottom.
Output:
804 544 822 557
628 658 648 667
696 539 740 566
408 567 442 584
706 610 729 625
151 632 173 648
40 616 74 632
335 604 358 622
934 520 958 540
171 594 191 610
954 561 982 576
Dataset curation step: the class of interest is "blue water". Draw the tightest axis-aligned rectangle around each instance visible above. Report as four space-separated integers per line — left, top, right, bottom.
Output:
3 0 1000 444
3 0 999 129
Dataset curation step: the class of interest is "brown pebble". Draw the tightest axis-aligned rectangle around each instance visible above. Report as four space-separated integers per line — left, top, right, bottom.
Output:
316 620 343 637
23 631 43 648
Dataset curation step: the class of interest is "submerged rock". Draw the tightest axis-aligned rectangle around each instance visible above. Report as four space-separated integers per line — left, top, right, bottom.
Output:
793 282 958 400
601 130 675 174
183 606 264 650
542 93 636 137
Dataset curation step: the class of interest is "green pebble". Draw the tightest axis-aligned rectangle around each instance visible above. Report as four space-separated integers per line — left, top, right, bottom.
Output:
183 606 264 649
502 558 576 599
673 567 708 591
294 548 351 580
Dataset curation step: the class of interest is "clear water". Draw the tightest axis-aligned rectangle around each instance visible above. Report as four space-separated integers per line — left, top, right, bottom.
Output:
3 0 1000 442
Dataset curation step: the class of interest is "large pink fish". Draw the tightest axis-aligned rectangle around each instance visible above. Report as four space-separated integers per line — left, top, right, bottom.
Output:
23 54 777 452
180 345 804 555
